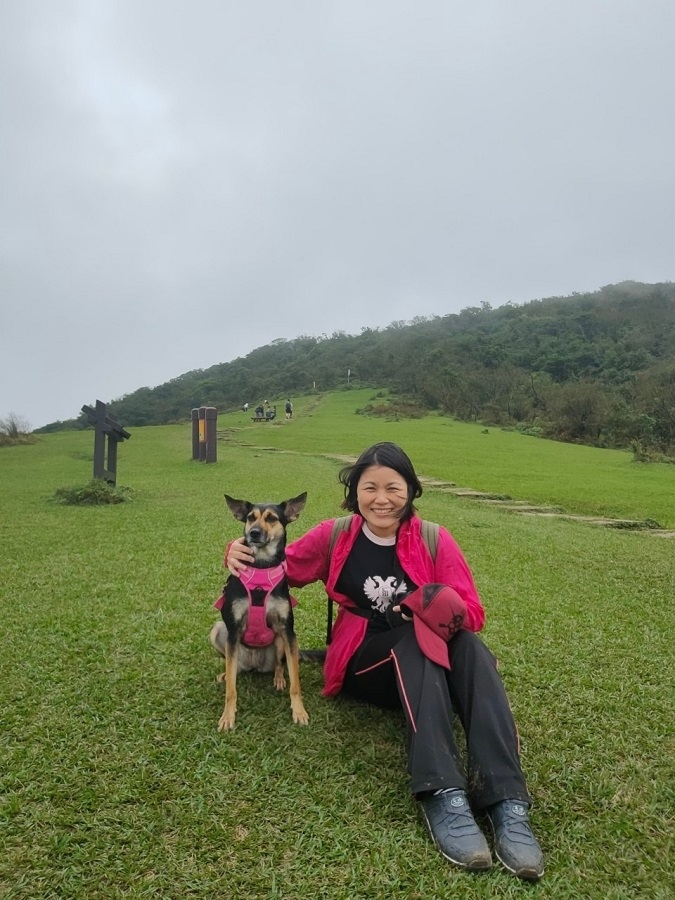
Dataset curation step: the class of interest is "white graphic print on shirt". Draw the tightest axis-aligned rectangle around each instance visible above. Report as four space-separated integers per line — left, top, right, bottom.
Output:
363 575 409 612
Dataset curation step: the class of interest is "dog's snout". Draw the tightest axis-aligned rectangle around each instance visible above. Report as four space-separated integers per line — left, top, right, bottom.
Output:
247 526 264 543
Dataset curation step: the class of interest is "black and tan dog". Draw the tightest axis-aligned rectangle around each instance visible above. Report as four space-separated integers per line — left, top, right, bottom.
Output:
209 492 309 731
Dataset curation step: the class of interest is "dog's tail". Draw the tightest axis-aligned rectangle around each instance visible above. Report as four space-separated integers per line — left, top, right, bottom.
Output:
209 621 228 658
299 648 326 664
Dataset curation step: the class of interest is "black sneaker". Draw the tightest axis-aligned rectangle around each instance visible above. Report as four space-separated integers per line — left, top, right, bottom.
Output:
488 800 545 880
419 789 492 871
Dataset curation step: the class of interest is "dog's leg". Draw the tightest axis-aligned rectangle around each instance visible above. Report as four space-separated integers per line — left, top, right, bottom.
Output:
282 634 309 725
218 639 240 731
273 635 286 691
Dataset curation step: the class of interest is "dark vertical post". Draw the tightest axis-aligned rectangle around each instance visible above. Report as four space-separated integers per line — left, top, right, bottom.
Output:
205 407 217 463
81 402 130 484
93 400 107 480
106 438 118 486
191 408 200 460
198 407 207 461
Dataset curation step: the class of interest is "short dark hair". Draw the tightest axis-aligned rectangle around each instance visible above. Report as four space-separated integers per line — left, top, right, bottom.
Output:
338 442 423 520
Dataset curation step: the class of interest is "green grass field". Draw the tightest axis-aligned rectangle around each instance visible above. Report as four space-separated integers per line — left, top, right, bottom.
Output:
1 392 673 898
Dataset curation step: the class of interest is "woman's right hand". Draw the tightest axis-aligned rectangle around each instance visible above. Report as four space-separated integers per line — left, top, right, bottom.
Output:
225 538 255 574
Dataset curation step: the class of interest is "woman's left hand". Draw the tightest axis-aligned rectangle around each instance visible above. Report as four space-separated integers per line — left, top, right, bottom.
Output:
386 604 413 628
391 605 412 621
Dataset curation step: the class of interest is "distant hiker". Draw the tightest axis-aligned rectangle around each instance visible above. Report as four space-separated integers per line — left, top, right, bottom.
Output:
242 402 249 413
285 399 293 419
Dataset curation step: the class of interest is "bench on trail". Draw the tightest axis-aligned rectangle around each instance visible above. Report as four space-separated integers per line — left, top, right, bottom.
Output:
252 406 276 422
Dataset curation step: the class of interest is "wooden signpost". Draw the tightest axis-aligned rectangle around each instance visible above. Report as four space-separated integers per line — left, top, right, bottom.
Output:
81 401 131 486
191 406 217 463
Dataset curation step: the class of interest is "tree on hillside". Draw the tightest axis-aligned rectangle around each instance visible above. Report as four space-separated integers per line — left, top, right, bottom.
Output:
543 381 612 443
635 366 675 451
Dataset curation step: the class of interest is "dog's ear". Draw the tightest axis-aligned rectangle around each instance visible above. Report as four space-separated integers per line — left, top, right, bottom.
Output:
281 492 307 523
224 494 253 522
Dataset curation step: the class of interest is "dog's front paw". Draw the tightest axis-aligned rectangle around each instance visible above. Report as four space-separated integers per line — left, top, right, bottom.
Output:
274 672 287 691
218 710 236 731
292 705 309 726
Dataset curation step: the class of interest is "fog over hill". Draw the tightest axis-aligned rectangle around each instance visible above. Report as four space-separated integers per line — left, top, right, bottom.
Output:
2 3 674 429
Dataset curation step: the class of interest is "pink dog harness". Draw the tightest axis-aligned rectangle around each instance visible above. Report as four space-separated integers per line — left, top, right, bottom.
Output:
214 562 296 648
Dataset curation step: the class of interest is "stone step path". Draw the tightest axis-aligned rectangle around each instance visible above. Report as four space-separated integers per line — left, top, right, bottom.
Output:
328 462 675 537
216 441 675 537
418 477 674 537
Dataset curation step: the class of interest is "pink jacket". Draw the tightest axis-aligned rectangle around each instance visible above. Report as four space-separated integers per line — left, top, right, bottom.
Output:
285 514 486 697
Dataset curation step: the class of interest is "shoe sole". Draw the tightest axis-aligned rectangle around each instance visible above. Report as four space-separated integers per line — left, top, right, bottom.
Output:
420 808 492 872
495 851 544 881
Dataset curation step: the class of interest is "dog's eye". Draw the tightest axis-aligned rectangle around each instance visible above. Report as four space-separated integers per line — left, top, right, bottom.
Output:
265 514 279 524
246 513 257 523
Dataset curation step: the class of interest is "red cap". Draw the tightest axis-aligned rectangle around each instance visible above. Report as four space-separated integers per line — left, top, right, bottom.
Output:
399 584 467 669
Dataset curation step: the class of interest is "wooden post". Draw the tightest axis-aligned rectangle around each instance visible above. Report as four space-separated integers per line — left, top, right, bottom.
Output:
81 401 130 485
191 408 200 460
205 407 217 463
191 406 218 463
198 407 206 461
93 400 107 480
106 433 118 479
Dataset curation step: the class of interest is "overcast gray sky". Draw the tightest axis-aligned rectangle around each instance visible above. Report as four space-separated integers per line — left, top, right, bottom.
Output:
2 1 673 429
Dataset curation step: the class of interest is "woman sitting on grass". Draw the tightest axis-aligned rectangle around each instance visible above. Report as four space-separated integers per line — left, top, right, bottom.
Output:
223 441 544 881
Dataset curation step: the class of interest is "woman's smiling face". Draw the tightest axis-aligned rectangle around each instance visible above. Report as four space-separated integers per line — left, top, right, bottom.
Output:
356 465 409 538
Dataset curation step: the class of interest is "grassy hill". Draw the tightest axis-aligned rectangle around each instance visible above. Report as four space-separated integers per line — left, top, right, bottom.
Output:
222 389 675 528
38 281 675 457
2 400 673 897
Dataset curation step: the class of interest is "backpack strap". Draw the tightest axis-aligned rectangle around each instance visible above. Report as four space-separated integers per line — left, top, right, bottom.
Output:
328 515 353 554
420 519 440 563
326 516 353 644
324 515 439 645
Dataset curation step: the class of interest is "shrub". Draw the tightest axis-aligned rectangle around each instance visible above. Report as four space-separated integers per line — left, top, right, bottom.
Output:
355 400 426 420
630 441 675 465
0 433 38 447
53 478 133 505
0 412 37 446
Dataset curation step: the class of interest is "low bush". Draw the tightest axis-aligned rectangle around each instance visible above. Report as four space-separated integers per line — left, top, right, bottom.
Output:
630 440 675 464
356 400 426 420
0 433 38 446
53 478 133 505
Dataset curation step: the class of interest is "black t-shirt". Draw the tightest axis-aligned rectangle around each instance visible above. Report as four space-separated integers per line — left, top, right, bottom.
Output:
335 524 417 634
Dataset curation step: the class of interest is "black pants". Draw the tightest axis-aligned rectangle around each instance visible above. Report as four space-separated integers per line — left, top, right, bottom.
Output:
341 624 530 810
